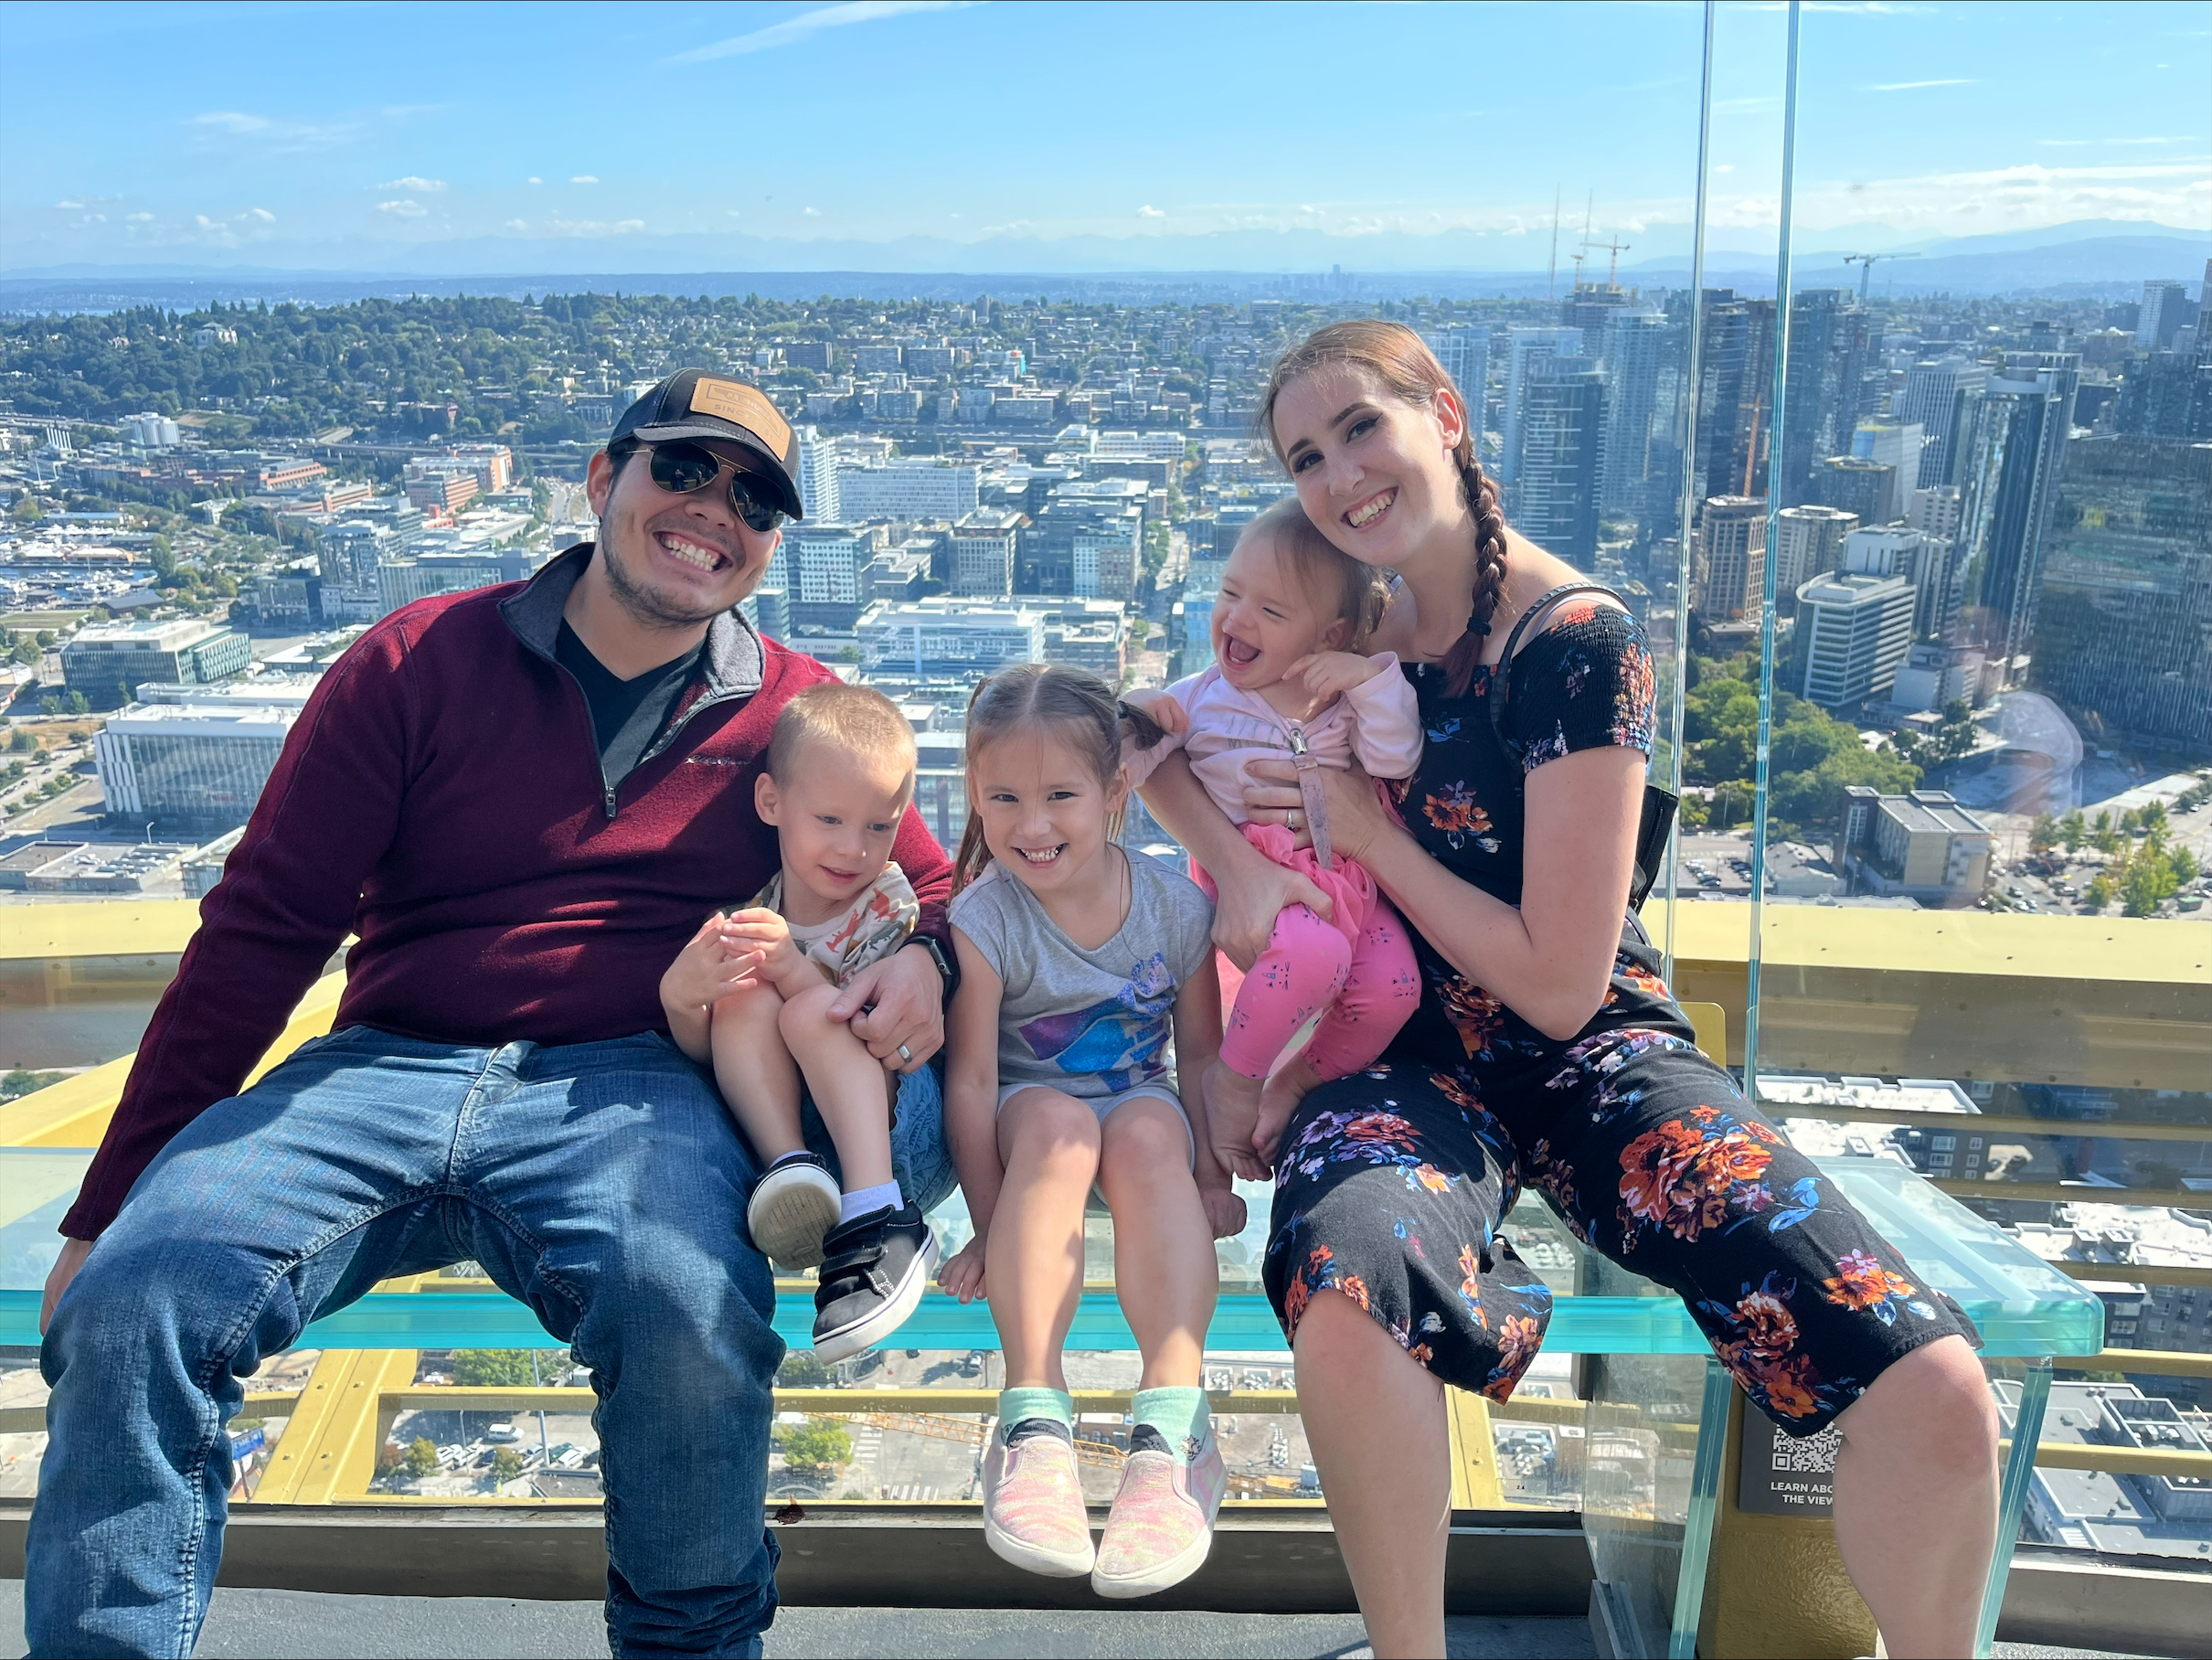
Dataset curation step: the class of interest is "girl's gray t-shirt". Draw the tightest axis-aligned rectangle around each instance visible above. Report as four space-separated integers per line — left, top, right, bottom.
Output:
950 850 1216 1099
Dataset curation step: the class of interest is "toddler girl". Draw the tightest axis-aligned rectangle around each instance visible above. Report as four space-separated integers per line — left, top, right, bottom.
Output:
1123 496 1424 1177
937 664 1242 1600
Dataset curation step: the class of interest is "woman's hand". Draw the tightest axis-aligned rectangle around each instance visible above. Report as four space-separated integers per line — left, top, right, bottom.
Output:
937 1235 987 1302
1208 855 1332 972
1244 758 1398 867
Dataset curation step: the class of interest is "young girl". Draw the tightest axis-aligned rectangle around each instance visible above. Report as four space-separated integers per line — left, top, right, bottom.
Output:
937 664 1243 1600
1122 496 1425 1179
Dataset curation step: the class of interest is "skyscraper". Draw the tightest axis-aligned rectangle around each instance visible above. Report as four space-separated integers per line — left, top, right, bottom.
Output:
1779 289 1875 506
1897 356 1989 488
1952 353 2080 669
1499 326 1582 485
1694 495 1767 622
1560 282 1637 365
2031 435 2211 752
1773 504 1858 614
1420 326 1491 427
1849 419 1927 522
1601 310 1671 518
1514 359 1608 560
2136 280 2194 352
1688 293 1776 507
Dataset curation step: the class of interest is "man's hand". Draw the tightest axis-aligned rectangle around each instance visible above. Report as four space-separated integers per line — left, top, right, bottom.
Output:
1121 687 1188 736
1291 651 1384 702
937 1236 987 1303
829 942 946 1073
42 1237 92 1335
1197 1180 1248 1241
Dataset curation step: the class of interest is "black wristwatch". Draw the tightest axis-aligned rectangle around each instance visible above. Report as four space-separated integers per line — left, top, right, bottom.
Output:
906 933 957 997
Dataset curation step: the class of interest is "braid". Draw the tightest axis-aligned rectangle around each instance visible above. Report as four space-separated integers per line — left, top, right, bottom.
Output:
1444 446 1511 697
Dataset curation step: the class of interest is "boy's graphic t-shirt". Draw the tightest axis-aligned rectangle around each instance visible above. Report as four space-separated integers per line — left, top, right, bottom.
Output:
950 850 1215 1098
742 862 920 988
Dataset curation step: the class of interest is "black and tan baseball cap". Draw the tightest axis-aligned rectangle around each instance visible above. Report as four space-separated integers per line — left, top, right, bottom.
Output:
611 369 805 519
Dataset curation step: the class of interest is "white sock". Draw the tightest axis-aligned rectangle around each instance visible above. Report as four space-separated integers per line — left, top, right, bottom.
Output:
839 1181 903 1224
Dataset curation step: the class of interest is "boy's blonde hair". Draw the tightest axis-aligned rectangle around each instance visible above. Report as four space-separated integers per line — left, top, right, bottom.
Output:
766 681 918 782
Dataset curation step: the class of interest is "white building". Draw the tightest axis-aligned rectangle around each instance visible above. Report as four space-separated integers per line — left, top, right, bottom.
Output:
1850 419 1928 515
1795 571 1915 708
1841 524 1950 640
1773 505 1859 608
951 507 1020 598
95 700 301 831
836 460 981 522
856 599 1047 678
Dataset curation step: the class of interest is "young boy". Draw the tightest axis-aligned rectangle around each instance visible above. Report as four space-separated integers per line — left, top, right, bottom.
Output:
662 681 938 1360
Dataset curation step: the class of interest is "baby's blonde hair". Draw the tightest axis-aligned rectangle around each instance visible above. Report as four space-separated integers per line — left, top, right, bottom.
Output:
766 681 917 782
1238 496 1390 650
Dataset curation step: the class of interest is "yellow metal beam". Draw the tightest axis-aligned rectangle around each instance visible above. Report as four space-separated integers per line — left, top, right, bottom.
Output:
1936 1179 2210 1206
1444 1389 1506 1510
255 1348 417 1505
1772 1105 2212 1144
2011 1440 2212 1479
2048 1260 2212 1291
2056 1348 2212 1379
0 899 203 961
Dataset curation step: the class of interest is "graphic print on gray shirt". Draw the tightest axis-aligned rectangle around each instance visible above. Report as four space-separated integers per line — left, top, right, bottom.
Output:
949 850 1216 1099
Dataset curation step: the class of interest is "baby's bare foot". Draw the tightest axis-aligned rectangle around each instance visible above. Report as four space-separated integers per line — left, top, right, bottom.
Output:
1254 1058 1324 1169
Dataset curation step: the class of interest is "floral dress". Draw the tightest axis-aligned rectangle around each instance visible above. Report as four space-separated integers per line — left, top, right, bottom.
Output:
1262 601 1978 1435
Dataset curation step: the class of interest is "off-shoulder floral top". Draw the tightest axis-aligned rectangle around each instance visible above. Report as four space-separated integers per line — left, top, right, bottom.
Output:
1380 599 1689 1122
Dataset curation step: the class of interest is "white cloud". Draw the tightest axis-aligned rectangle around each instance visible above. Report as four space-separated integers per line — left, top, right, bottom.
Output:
570 175 599 185
728 209 742 218
670 0 969 65
803 207 822 216
377 199 429 217
188 110 356 152
527 176 543 186
56 200 83 209
505 218 529 230
1137 205 1165 218
541 218 646 238
1867 78 1976 91
247 208 275 223
378 176 446 192
1730 157 2212 234
126 212 154 223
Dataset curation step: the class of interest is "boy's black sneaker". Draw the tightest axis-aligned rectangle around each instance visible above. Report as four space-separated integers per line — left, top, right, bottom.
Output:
746 1151 841 1272
811 1203 938 1364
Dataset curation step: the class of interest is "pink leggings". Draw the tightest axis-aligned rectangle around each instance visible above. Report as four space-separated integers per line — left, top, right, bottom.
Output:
1201 825 1423 1084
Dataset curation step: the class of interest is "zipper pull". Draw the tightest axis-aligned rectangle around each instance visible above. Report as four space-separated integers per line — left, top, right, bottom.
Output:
603 787 618 820
1288 724 1311 758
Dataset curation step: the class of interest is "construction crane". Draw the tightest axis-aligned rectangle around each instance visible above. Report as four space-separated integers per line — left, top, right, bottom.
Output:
1844 250 1919 303
1584 236 1632 289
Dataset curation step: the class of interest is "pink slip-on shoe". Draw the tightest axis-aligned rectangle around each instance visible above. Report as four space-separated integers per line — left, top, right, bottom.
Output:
1090 1422 1227 1599
982 1420 1094 1577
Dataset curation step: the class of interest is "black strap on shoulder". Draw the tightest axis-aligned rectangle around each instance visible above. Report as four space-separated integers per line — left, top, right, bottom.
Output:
1486 581 1628 745
1482 580 1679 912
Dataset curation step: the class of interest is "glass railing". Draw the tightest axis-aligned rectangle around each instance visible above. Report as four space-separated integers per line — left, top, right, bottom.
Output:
4 2 2207 1650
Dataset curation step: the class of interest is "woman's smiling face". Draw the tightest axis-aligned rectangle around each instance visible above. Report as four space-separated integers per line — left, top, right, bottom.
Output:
1271 360 1469 571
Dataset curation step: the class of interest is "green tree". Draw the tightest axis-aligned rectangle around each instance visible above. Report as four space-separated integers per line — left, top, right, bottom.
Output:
776 1350 835 1389
8 729 37 752
775 1417 852 1476
2172 846 2200 886
2086 873 2114 910
2122 846 2182 917
402 1437 440 1479
2028 814 2058 855
452 1349 537 1387
2058 810 2086 852
63 691 89 716
489 1447 524 1484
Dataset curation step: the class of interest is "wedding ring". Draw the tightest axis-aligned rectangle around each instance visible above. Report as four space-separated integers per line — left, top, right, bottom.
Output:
1288 810 1301 831
897 1043 914 1065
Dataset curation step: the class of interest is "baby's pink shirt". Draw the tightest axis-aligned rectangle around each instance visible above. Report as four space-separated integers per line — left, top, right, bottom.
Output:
1122 654 1423 825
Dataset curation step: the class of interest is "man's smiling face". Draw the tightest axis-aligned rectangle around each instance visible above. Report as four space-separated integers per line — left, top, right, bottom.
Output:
583 440 782 628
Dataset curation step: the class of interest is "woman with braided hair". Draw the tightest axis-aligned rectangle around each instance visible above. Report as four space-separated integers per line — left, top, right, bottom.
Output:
1135 320 2000 1657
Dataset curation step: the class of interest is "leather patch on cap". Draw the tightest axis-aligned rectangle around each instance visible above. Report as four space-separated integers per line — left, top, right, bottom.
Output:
687 377 792 458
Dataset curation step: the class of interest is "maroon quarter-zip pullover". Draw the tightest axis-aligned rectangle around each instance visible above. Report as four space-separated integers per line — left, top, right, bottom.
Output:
62 545 953 1240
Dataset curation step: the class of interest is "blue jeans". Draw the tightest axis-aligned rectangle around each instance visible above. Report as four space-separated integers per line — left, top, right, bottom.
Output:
30 1026 952 1659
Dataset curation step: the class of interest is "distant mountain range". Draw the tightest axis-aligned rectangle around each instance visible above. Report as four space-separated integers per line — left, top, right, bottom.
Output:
2 219 2204 314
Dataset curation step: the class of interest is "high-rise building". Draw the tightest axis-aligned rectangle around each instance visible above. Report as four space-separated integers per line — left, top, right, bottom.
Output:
1420 327 1491 426
374 550 540 619
1773 505 1858 613
794 426 843 523
1952 353 2079 668
1850 420 1927 519
1794 571 1916 708
2137 280 2194 352
784 523 886 630
1685 293 1776 508
835 460 982 522
1019 478 1146 598
1512 359 1607 560
1560 282 1638 364
856 599 1048 678
1842 524 1951 640
950 507 1021 598
1813 455 1896 527
2030 436 2211 754
1498 326 1582 484
1897 356 1989 488
1601 310 1671 518
1694 495 1767 622
1779 290 1875 505
1907 485 1963 544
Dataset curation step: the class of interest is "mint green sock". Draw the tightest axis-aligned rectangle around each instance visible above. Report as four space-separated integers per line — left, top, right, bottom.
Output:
997 1386 1074 1430
1132 1386 1210 1449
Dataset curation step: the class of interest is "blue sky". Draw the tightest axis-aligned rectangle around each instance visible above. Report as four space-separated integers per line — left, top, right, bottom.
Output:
1 0 2205 271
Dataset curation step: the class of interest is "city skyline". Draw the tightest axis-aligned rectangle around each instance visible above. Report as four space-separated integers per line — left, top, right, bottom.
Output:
2 0 2207 275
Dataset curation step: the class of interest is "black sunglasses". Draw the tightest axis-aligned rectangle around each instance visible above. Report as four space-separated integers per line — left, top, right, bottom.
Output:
641 442 787 534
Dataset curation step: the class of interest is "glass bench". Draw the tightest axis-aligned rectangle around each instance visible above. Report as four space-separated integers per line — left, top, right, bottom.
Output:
1 1140 2100 1657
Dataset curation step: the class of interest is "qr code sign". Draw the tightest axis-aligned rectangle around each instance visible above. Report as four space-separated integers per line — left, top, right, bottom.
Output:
1770 1425 1841 1474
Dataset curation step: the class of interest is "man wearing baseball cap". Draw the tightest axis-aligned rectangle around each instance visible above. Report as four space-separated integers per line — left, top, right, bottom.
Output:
30 374 958 1656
